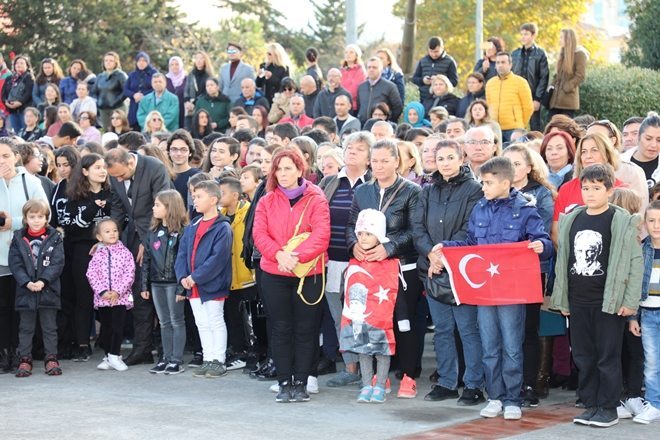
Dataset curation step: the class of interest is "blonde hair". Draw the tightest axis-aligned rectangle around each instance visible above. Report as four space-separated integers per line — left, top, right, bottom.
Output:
267 43 293 74
376 48 402 74
22 199 50 226
574 132 620 177
151 190 189 233
610 188 641 215
397 141 423 176
503 143 557 198
145 111 166 135
321 149 345 170
432 74 454 95
557 28 577 77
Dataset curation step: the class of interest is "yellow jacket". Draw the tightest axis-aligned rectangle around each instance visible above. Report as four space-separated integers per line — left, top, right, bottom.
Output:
485 72 533 131
221 200 256 291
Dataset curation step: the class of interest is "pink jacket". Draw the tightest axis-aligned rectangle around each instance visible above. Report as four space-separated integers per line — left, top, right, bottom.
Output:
86 241 135 310
341 64 366 111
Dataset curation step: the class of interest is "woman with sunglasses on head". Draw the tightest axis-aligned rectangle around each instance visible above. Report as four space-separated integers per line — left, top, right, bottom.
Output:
257 43 292 106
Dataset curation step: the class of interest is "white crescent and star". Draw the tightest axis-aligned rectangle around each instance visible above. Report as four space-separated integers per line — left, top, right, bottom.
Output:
344 264 391 305
458 254 500 289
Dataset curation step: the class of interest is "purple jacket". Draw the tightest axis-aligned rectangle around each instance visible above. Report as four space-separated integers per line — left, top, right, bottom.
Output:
86 241 135 309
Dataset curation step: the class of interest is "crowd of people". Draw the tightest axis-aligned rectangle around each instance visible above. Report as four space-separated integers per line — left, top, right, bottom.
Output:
0 21 659 429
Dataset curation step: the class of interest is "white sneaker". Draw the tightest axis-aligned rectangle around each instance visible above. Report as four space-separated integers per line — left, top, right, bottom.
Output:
269 382 279 393
107 354 128 371
617 403 633 419
97 356 111 370
623 397 646 416
307 376 319 394
504 405 522 420
480 399 503 418
633 402 660 424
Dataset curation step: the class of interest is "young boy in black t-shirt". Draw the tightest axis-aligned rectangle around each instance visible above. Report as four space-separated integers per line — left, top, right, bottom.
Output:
551 164 642 428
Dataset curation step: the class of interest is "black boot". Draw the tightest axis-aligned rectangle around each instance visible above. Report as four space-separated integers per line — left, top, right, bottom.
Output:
535 336 552 399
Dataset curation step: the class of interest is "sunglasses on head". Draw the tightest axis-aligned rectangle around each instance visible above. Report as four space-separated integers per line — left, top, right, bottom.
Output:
588 119 617 136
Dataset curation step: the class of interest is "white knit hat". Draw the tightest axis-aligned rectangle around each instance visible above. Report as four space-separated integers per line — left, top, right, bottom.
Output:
355 209 390 244
101 132 119 147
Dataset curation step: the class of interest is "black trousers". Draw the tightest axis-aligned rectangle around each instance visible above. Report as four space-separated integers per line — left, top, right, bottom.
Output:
530 109 544 132
393 269 424 378
569 303 625 409
260 272 323 384
523 303 541 387
255 265 272 358
622 327 644 398
126 231 155 355
225 286 258 353
57 240 76 352
549 108 575 119
99 306 128 356
0 275 18 350
69 241 95 347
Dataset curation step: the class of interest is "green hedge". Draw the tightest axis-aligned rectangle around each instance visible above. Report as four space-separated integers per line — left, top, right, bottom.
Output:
579 64 660 127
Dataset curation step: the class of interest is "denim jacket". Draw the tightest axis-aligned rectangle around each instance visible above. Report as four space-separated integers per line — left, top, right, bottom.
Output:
641 236 654 304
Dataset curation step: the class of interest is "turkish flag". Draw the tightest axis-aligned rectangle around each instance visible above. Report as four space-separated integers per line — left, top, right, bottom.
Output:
441 241 543 306
339 258 400 356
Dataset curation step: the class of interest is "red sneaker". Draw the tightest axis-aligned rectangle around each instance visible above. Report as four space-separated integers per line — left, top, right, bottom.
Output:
397 374 417 399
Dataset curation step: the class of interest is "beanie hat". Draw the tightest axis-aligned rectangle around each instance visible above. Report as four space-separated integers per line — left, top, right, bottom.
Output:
355 208 389 244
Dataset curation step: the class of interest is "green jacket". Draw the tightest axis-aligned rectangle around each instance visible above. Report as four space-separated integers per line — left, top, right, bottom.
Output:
550 204 642 315
195 93 230 131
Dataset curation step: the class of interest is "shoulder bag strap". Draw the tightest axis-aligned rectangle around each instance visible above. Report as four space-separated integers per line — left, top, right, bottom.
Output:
380 180 405 213
22 173 29 201
292 198 313 237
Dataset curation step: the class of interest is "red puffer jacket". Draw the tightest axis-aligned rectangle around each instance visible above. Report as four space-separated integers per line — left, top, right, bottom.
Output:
253 181 330 277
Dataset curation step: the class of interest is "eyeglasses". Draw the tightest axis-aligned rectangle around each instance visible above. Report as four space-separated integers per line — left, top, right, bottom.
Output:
151 118 161 122
227 49 239 55
79 116 89 121
465 140 492 146
587 119 617 137
169 147 189 154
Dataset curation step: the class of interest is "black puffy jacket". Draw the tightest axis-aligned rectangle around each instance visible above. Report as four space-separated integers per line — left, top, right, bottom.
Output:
8 227 65 311
511 44 549 102
412 167 483 276
141 226 184 295
347 176 420 265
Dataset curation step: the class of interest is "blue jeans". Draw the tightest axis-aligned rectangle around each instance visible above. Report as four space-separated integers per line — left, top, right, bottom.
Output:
152 283 186 364
426 297 484 390
8 111 24 133
477 304 526 407
642 308 660 407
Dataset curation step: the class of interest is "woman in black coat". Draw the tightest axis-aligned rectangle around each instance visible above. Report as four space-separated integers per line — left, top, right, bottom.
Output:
256 43 291 105
412 139 485 403
346 139 422 397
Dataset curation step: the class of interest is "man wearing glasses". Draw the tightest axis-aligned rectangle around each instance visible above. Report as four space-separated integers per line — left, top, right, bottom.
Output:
219 43 255 104
463 126 498 178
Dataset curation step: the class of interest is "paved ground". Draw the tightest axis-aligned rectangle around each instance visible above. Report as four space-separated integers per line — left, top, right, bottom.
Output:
0 341 652 439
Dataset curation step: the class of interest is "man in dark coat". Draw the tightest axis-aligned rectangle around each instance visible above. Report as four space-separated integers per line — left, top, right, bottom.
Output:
412 37 459 102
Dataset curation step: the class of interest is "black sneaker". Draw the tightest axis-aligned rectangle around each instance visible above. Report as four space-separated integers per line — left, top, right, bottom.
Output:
72 345 90 362
589 407 618 427
424 385 459 402
257 359 277 381
457 387 486 406
521 386 540 408
290 380 310 402
243 353 259 374
149 361 168 374
188 352 203 368
573 407 598 425
164 363 185 375
276 381 292 403
316 357 337 376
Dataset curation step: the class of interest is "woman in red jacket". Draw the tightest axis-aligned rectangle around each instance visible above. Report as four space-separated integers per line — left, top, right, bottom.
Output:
253 147 330 403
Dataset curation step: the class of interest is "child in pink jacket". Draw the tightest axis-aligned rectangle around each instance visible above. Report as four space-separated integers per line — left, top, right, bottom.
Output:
86 218 135 371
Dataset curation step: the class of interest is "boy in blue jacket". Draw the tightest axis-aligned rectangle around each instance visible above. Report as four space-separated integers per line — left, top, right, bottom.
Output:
175 180 232 378
435 157 552 420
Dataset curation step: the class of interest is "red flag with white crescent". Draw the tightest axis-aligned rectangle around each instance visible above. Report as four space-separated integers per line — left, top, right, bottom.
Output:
440 241 543 306
339 258 400 356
